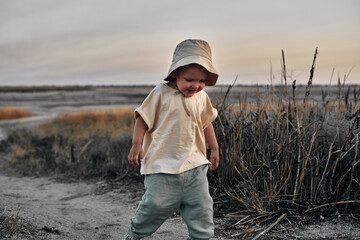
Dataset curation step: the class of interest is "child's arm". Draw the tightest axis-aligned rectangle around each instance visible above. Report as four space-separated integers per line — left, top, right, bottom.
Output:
128 116 148 167
204 123 219 171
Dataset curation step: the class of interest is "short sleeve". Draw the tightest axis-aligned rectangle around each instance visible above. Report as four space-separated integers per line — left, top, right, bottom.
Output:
135 87 161 131
201 93 218 129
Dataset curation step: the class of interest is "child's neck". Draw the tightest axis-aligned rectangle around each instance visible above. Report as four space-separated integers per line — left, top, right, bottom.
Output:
166 81 178 90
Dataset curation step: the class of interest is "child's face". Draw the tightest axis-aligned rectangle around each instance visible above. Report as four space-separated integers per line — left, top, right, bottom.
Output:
174 64 208 98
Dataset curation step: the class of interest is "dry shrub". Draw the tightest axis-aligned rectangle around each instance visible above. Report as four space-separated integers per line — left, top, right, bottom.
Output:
0 107 33 120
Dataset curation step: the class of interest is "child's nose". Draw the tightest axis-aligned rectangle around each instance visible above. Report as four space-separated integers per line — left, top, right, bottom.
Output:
192 82 200 89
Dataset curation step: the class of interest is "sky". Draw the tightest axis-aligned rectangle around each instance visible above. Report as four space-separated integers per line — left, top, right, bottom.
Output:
0 0 359 86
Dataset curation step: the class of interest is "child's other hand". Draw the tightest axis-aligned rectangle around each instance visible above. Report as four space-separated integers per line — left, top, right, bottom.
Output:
128 143 143 167
209 148 219 171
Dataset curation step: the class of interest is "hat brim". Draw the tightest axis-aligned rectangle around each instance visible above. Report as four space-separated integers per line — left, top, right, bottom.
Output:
164 56 218 86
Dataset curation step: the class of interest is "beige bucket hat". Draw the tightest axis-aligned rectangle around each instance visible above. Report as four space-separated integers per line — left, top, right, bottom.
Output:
164 39 218 86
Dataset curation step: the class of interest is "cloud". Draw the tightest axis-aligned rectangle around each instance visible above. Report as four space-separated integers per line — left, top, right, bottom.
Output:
0 0 359 85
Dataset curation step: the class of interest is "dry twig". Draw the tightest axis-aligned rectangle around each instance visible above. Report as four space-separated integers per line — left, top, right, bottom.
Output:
303 200 360 214
252 213 287 240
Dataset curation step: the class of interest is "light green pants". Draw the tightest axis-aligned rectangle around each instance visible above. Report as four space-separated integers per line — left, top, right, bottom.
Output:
126 165 214 240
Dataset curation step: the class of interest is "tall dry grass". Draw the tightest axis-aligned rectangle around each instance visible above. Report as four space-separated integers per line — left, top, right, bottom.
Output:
209 49 360 216
6 108 136 178
211 87 359 213
0 107 33 120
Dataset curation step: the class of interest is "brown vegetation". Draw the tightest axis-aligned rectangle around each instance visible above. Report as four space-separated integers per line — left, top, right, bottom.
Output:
209 50 359 226
211 82 359 212
0 107 34 120
0 86 92 92
6 108 135 178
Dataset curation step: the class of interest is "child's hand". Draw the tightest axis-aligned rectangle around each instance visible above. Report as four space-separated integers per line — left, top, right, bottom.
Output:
128 143 143 167
209 148 219 171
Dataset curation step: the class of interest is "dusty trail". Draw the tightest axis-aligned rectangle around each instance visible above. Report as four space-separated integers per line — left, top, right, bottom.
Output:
1 164 360 240
0 173 191 239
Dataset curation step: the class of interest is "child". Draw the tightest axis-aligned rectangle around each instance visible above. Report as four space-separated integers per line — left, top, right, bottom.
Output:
125 39 219 240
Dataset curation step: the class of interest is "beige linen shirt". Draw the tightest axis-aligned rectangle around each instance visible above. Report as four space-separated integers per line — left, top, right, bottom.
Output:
135 83 218 175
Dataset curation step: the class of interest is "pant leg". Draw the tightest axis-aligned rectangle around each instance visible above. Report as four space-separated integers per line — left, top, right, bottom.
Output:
180 165 214 240
127 173 182 239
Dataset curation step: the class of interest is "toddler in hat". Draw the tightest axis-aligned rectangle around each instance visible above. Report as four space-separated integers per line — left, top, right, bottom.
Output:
125 39 219 240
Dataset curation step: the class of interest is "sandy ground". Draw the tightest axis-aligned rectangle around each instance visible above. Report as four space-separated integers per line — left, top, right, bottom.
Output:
0 172 197 240
2 169 360 240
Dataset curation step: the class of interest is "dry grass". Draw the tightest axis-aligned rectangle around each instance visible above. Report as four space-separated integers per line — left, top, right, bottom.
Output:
0 107 34 120
7 108 136 178
0 207 44 239
209 49 360 219
40 108 134 139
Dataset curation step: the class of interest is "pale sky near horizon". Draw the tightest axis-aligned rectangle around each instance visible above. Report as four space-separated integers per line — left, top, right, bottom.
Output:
0 0 359 86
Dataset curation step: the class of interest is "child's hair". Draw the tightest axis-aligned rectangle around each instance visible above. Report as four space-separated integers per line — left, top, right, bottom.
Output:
164 39 218 86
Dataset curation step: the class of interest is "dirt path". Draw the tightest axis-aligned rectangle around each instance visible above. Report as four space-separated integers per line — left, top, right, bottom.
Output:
0 173 194 239
1 160 359 240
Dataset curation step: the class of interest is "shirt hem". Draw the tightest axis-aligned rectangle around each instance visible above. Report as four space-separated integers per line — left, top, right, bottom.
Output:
140 162 210 175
